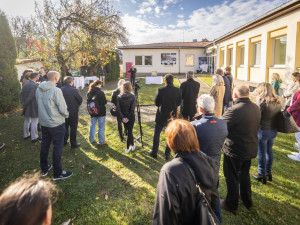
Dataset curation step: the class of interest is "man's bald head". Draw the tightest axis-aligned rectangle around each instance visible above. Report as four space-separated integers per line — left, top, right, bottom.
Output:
233 85 249 100
47 71 60 83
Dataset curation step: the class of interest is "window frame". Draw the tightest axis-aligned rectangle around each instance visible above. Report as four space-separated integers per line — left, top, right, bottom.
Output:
135 55 153 66
253 42 261 67
272 35 287 67
239 46 245 67
185 54 194 66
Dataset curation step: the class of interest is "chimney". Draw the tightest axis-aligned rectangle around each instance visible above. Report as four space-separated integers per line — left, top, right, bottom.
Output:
193 39 197 42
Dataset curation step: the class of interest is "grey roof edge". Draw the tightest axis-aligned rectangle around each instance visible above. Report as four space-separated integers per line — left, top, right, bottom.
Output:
204 0 300 47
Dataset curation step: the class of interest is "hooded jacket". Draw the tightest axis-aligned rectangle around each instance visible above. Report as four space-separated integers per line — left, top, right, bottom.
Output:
152 151 219 225
87 87 107 117
35 81 69 127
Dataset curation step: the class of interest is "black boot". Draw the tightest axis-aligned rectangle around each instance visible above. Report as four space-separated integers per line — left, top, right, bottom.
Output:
266 171 272 181
253 174 267 184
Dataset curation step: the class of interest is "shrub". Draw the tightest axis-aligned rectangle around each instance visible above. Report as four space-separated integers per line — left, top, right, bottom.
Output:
105 51 120 81
0 11 20 113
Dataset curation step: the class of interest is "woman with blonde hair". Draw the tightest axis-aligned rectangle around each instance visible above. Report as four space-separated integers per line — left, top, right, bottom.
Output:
87 79 108 145
116 82 136 153
271 73 282 95
152 119 219 224
209 74 225 118
253 82 281 184
111 79 126 141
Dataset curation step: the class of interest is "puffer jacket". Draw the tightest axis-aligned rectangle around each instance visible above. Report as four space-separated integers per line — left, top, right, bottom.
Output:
152 151 219 225
87 87 107 117
116 92 135 119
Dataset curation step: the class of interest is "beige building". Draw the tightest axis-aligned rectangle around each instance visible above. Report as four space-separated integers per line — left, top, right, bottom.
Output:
119 42 210 76
119 0 300 87
206 0 300 87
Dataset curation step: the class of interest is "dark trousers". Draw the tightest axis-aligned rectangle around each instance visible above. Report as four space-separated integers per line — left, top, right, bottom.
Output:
64 113 79 147
223 154 253 210
152 123 171 156
181 111 196 121
40 124 65 177
117 116 124 140
124 119 134 149
130 75 135 86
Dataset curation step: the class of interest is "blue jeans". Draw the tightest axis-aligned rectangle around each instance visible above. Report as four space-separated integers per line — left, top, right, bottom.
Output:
89 116 106 144
258 129 277 176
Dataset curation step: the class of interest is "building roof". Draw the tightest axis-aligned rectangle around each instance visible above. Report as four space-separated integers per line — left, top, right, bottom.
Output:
118 41 211 49
205 0 300 47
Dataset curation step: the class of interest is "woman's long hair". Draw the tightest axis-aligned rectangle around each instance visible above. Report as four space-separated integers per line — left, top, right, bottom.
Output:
88 79 103 92
166 119 200 153
121 81 133 94
256 82 281 105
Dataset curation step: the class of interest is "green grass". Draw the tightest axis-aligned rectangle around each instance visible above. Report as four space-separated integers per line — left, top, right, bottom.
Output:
198 75 213 87
105 77 180 105
1 82 300 224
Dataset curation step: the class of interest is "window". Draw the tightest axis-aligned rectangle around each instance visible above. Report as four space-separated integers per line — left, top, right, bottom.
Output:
186 54 194 66
220 50 225 66
253 42 261 66
161 53 177 65
240 46 245 66
135 56 152 66
273 36 286 65
229 48 233 66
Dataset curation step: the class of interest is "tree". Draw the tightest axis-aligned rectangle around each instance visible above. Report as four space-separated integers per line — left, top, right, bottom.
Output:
31 0 127 77
0 11 21 113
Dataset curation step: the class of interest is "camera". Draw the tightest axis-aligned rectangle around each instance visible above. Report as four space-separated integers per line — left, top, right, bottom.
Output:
134 80 141 90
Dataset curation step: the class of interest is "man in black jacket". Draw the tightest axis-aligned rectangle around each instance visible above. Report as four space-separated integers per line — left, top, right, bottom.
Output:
180 71 200 121
221 85 261 214
61 76 83 148
128 65 136 86
150 74 181 159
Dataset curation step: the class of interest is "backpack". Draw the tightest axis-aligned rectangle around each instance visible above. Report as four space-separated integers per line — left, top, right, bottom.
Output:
87 94 100 116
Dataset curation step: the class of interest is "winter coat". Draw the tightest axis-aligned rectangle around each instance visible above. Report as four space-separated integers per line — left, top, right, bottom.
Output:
283 81 299 106
258 101 281 130
209 84 225 118
20 80 38 118
225 73 233 90
87 87 107 117
61 85 83 116
191 113 228 171
180 78 200 117
222 98 261 160
111 88 120 105
288 89 300 127
116 92 135 120
155 84 182 126
222 76 232 105
152 151 219 225
35 81 69 127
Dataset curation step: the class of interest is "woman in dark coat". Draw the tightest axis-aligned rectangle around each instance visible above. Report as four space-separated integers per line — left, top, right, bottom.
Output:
253 83 281 184
87 80 108 145
111 79 126 141
116 82 136 153
152 119 219 225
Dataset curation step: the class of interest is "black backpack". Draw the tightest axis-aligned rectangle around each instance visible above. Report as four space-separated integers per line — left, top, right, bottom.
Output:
87 94 100 116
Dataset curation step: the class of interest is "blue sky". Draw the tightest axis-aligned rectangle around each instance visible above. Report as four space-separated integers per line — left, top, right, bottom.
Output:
0 0 290 44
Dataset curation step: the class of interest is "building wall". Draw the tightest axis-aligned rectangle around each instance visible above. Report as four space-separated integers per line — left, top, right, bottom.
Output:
16 61 43 81
215 8 300 86
121 48 206 75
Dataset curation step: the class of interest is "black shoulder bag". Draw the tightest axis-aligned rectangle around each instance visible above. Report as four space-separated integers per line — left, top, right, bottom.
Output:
180 158 221 225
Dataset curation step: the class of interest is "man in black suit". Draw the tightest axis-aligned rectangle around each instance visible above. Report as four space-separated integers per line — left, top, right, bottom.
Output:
128 65 136 86
180 71 200 121
61 76 83 148
150 74 182 160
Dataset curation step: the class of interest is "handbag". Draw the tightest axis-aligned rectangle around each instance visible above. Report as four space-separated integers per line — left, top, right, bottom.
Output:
110 105 118 117
180 158 221 225
276 110 299 133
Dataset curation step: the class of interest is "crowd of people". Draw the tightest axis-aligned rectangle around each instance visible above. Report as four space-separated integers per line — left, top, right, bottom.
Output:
1 66 300 224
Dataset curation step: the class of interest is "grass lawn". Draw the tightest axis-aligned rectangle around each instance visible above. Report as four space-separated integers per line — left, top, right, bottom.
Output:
0 79 300 224
105 77 181 105
198 75 213 87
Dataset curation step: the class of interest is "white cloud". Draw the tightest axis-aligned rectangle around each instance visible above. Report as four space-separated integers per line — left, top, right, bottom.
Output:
123 0 288 44
137 0 158 15
164 0 178 4
178 14 184 18
162 5 168 10
130 0 137 4
180 7 184 10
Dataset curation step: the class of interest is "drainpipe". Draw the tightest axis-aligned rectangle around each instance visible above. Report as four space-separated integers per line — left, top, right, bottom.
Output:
178 47 181 74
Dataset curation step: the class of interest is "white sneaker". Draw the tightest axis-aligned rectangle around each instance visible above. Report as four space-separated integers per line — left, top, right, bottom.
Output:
287 154 300 162
131 144 136 151
125 146 132 154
